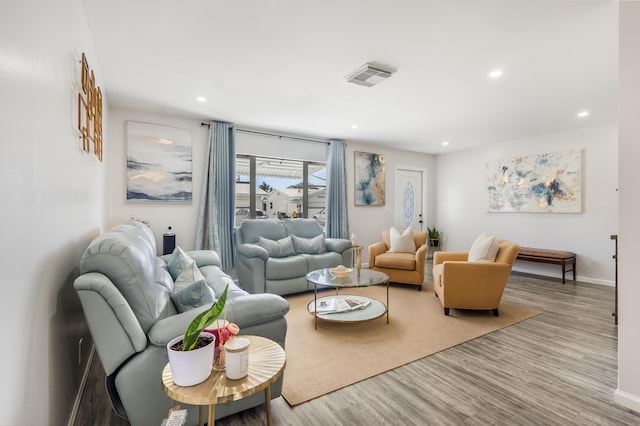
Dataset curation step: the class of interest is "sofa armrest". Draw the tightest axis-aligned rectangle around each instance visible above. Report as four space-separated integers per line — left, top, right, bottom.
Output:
415 244 428 261
236 243 269 261
186 250 222 268
325 238 353 254
148 293 290 346
441 261 512 289
415 244 428 273
224 293 290 328
74 272 147 375
439 261 513 305
434 251 468 265
147 304 214 347
368 241 388 265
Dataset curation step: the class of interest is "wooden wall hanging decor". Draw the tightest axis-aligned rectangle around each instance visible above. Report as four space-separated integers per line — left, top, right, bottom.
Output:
78 52 103 161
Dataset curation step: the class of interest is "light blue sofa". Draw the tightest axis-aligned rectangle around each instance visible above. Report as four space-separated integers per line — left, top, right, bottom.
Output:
74 221 289 426
236 218 353 295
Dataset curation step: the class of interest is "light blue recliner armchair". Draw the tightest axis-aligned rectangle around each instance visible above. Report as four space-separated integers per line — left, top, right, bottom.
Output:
236 219 353 295
74 221 289 426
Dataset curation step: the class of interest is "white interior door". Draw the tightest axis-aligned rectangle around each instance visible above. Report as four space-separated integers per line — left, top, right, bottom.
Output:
395 168 424 231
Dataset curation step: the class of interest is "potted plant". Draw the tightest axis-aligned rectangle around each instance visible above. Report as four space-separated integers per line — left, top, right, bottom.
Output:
167 285 229 386
428 226 440 247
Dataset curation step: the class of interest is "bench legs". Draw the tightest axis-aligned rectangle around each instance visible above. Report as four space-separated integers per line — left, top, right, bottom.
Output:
561 258 577 284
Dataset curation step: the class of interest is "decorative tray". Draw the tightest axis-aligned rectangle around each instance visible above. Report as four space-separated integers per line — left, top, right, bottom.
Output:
329 266 353 277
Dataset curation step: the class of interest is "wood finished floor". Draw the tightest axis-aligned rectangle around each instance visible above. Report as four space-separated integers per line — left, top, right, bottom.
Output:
75 269 640 426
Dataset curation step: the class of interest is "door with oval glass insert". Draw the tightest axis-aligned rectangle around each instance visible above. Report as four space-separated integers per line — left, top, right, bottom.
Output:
394 168 424 231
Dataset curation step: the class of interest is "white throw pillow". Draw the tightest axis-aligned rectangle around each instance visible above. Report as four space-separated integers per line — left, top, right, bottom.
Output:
468 233 500 262
389 227 416 253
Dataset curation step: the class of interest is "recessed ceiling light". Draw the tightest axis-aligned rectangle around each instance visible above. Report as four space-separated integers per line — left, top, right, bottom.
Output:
577 110 590 118
196 96 207 102
351 124 358 130
441 141 449 146
488 69 503 79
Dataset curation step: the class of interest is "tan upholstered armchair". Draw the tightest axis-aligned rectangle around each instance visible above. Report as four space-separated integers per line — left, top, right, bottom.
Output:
432 239 520 316
368 229 428 290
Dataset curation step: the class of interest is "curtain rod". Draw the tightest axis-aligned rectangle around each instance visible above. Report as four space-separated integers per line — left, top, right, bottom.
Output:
201 122 329 145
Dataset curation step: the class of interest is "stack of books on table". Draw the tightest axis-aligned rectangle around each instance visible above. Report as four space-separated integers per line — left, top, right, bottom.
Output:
312 297 371 314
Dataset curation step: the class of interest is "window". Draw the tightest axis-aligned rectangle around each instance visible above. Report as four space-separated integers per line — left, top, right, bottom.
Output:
235 154 326 225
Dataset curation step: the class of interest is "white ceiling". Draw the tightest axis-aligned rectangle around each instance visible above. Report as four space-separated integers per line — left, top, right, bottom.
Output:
82 0 618 155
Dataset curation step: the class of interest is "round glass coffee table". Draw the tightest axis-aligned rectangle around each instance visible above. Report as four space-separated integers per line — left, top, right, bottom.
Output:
305 268 389 329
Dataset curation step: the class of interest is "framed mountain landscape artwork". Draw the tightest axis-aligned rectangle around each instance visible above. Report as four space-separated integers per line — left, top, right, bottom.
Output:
126 121 193 202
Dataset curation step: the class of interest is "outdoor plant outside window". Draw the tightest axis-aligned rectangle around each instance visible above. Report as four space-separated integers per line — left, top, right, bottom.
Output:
235 155 326 226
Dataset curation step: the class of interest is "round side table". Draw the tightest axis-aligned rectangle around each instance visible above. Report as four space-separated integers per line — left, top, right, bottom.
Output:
161 335 286 426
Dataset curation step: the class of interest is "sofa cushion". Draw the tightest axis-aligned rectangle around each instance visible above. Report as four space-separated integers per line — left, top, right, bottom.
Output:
155 259 175 292
291 234 326 254
389 227 416 253
171 278 216 313
302 252 343 271
374 252 416 270
170 262 216 312
238 219 288 244
167 247 195 280
257 236 295 258
282 218 324 238
468 233 500 262
266 256 308 280
79 221 173 332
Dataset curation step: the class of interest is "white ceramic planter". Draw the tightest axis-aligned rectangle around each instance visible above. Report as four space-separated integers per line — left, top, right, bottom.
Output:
167 332 215 386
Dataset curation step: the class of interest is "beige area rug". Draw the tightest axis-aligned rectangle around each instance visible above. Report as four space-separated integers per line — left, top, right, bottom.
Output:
281 283 540 406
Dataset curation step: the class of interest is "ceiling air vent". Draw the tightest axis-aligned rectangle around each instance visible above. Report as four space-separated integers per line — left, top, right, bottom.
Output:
345 63 395 87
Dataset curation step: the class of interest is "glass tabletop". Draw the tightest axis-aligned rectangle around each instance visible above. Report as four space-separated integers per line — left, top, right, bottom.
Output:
305 268 389 288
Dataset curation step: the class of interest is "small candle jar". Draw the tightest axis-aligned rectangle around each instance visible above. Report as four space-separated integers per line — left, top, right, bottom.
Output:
224 337 250 380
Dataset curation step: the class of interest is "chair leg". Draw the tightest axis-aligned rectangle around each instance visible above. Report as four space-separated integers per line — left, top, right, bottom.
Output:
444 308 450 316
418 285 422 291
492 308 499 317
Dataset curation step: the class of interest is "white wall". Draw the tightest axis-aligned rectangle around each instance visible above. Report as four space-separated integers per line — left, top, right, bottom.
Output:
107 110 438 261
436 124 617 285
346 142 437 263
615 1 640 413
107 108 209 252
0 0 105 424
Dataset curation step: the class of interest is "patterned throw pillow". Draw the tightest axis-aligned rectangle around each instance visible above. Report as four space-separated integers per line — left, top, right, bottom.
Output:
291 234 326 255
167 247 194 280
171 262 216 313
257 236 295 258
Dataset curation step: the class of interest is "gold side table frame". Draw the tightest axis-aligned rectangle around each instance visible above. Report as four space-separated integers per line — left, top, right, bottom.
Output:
161 335 286 426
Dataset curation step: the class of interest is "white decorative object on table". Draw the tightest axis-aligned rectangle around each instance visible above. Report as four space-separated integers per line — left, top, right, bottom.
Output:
225 337 251 380
329 265 352 277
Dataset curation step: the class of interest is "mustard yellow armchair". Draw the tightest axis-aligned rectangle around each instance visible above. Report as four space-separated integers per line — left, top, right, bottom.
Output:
368 229 428 290
432 239 520 316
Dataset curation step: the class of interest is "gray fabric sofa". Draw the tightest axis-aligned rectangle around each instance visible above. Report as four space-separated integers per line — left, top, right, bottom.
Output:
236 218 353 295
74 221 289 426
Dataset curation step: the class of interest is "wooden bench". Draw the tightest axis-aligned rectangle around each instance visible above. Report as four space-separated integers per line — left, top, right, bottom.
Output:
516 247 576 284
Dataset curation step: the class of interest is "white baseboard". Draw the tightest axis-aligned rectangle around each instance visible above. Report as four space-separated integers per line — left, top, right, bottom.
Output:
511 267 614 287
614 389 640 414
67 345 96 426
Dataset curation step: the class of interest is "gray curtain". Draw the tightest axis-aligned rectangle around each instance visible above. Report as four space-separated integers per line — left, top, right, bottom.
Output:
195 121 236 270
326 139 349 238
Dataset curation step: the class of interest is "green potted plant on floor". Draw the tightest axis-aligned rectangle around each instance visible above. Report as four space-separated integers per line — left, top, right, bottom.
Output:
167 285 229 386
428 226 440 247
